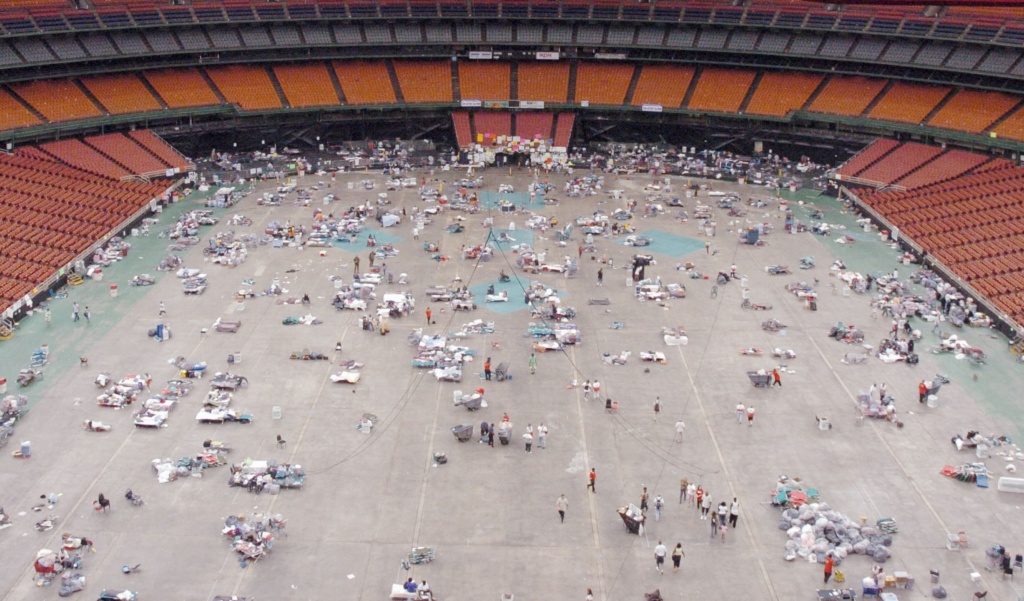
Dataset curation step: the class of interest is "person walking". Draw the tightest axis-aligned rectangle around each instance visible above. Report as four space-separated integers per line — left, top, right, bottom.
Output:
918 381 927 403
709 509 719 538
596 268 603 287
679 479 687 504
686 482 696 506
587 468 596 493
158 301 166 317
484 357 492 381
653 397 661 421
353 255 360 275
823 553 834 584
772 368 782 387
583 379 591 401
674 418 685 442
487 425 495 447
695 485 704 511
654 495 664 521
705 240 710 255
44 308 51 327
700 492 712 520
537 423 548 449
640 486 649 515
528 353 537 375
729 498 740 528
747 405 756 426
671 543 685 573
72 302 80 322
736 403 745 424
556 494 568 523
717 502 728 541
368 251 375 268
654 541 667 574
523 430 533 453
425 307 432 325
585 589 594 601
83 306 91 323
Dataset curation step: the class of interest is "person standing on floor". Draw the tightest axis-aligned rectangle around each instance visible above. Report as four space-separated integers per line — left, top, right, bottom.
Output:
585 589 593 601
686 482 696 506
583 379 592 401
919 381 927 403
717 502 728 541
556 493 568 523
654 541 667 574
640 486 649 515
597 268 603 286
729 497 740 528
654 494 664 522
679 479 687 504
674 418 685 442
695 485 704 512
488 425 495 447
72 302 80 322
368 251 375 268
587 468 596 493
736 402 745 424
747 405 756 426
700 492 712 520
353 255 360 275
83 306 91 323
158 301 166 316
528 353 537 375
537 423 548 449
772 368 782 387
709 509 719 538
523 430 533 453
671 543 684 573
484 357 492 381
44 307 51 327
425 307 432 325
823 553 834 584
653 397 661 421
879 382 888 401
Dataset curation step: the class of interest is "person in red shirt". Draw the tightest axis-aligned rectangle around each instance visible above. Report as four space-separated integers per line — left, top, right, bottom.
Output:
824 554 834 584
919 381 927 403
484 358 492 381
587 469 596 493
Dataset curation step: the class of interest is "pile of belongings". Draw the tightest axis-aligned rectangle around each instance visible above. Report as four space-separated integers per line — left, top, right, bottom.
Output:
156 254 183 271
97 374 151 409
205 233 249 267
452 319 494 336
662 326 688 346
281 314 322 326
222 513 284 562
1 394 28 424
828 323 864 344
228 460 306 494
877 339 919 364
151 458 182 483
770 475 819 509
940 463 992 487
775 488 894 564
378 293 415 318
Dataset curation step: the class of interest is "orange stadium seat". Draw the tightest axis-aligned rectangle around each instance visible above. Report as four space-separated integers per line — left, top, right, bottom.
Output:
745 72 822 117
2 0 70 7
868 82 951 125
473 112 512 143
458 62 511 101
516 112 554 141
0 88 42 130
128 130 192 172
40 139 130 180
273 63 340 108
452 111 473 147
894 149 989 190
11 79 103 122
205 65 283 111
928 89 1020 134
993 106 1024 143
573 62 634 106
143 69 221 109
392 60 453 103
80 73 162 115
857 142 943 186
687 68 756 113
85 133 168 176
837 139 900 179
807 76 886 117
553 113 575 148
333 61 397 105
517 62 570 103
630 65 695 108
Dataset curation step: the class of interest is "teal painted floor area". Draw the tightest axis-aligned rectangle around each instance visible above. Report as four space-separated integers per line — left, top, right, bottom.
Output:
0 191 217 410
468 277 566 315
617 229 706 258
477 191 545 209
792 189 1024 441
331 226 402 251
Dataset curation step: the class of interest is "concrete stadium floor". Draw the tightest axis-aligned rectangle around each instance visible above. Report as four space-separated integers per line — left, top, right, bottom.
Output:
1 167 1023 601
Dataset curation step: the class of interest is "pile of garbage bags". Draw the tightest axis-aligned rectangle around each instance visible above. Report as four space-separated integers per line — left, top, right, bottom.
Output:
778 502 893 564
